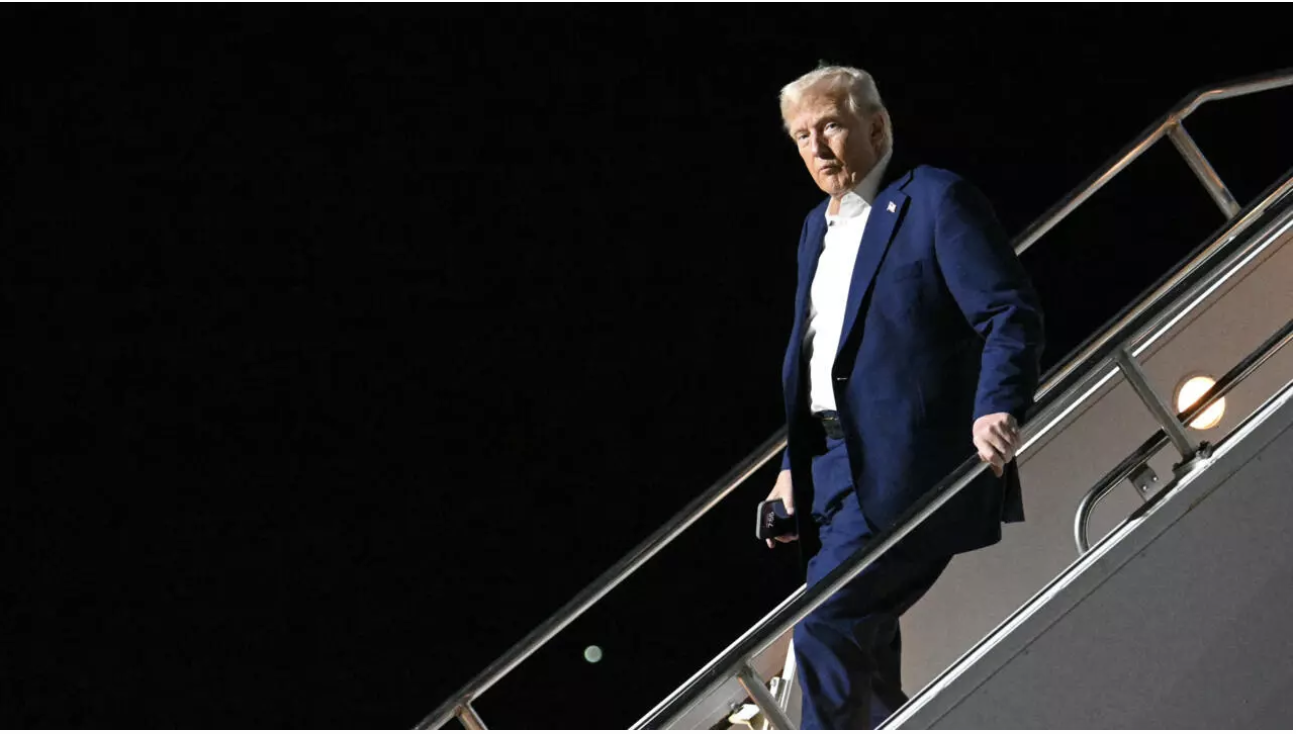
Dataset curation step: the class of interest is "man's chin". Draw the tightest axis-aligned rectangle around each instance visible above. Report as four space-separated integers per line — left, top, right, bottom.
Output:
815 172 849 194
818 181 849 197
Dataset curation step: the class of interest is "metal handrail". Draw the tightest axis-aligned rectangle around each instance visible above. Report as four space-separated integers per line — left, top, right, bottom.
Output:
1011 68 1290 254
633 191 1292 730
1028 175 1292 408
416 431 786 730
1074 320 1293 554
416 69 1292 731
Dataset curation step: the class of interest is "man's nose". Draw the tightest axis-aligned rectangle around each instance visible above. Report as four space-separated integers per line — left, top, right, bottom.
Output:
811 132 833 158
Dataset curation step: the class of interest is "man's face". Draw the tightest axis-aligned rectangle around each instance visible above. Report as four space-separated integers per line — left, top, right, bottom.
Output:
787 94 886 197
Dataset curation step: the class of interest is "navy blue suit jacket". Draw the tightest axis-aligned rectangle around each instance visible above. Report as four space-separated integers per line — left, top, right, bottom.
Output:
781 159 1044 559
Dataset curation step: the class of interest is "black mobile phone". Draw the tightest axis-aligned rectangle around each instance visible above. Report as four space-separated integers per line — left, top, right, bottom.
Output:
756 499 797 541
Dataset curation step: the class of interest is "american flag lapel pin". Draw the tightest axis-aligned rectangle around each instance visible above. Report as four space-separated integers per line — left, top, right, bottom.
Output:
887 201 897 213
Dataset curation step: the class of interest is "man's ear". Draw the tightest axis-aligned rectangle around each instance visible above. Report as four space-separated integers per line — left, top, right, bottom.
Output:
871 109 890 148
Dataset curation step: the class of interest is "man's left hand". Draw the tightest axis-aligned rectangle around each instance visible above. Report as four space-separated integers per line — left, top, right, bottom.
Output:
973 412 1020 478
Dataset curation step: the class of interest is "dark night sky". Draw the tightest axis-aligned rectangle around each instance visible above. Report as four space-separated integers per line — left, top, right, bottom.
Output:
6 5 1292 730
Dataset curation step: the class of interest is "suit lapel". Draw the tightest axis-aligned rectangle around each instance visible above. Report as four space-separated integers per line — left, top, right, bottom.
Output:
791 205 829 349
834 164 914 359
784 201 829 405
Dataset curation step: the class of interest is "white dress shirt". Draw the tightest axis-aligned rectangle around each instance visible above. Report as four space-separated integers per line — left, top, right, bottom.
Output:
804 150 893 414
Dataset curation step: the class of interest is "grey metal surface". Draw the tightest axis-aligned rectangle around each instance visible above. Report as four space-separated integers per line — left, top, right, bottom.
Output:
1128 463 1160 499
900 229 1291 706
888 386 1293 729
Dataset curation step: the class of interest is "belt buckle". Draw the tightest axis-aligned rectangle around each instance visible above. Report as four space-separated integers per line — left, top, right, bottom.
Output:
819 411 844 440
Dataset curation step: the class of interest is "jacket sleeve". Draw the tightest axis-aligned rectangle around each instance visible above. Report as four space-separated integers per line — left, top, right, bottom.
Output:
933 179 1045 424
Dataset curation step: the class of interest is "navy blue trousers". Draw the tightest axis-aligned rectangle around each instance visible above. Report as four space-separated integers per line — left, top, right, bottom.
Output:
794 436 951 729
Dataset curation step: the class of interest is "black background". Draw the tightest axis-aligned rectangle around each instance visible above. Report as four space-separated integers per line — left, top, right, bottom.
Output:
7 5 1292 729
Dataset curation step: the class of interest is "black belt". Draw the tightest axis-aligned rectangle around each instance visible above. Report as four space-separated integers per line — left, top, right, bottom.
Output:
816 410 845 440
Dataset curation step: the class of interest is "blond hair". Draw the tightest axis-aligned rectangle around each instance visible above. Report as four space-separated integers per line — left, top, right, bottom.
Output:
779 64 893 150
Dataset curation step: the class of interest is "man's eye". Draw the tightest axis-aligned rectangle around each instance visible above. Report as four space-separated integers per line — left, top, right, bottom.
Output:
825 122 839 131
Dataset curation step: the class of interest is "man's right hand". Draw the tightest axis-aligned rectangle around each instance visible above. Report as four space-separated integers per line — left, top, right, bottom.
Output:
765 469 798 549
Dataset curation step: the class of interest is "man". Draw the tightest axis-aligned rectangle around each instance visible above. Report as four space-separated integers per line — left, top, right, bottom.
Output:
765 65 1044 729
